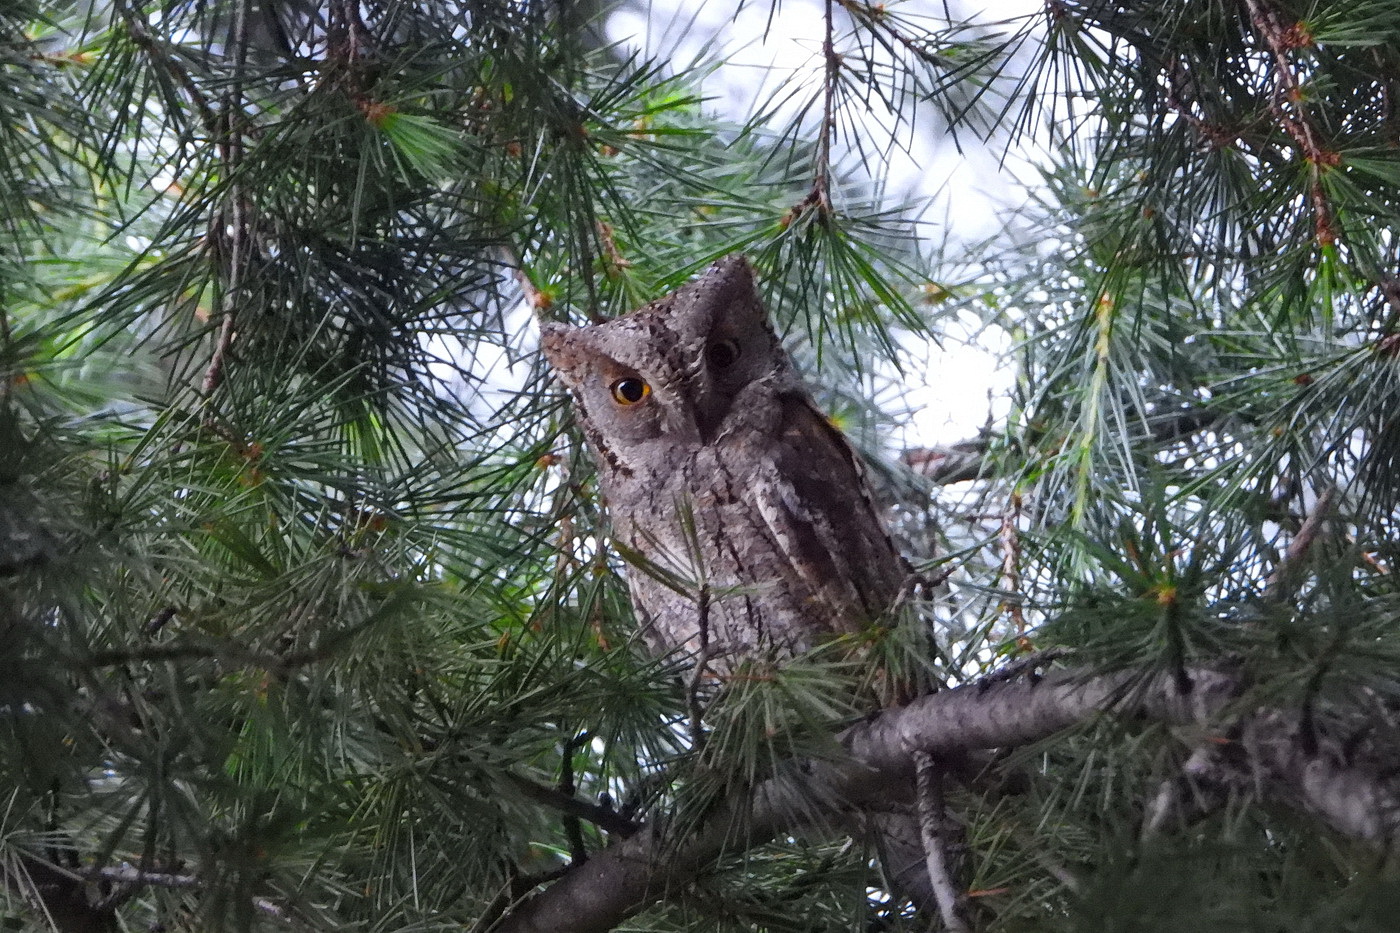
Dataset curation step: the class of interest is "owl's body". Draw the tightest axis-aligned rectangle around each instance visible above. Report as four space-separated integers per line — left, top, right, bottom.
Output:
541 256 904 672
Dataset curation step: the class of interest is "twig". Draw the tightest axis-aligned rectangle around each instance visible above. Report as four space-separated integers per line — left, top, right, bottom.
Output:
901 439 989 485
998 492 1027 646
686 584 713 752
87 865 290 921
595 221 630 280
10 857 290 932
1159 57 1241 151
560 733 591 863
836 0 942 70
506 773 639 838
202 0 254 399
1241 0 1340 245
1263 485 1337 601
974 648 1068 688
913 752 970 933
813 0 840 215
84 864 199 891
114 1 220 138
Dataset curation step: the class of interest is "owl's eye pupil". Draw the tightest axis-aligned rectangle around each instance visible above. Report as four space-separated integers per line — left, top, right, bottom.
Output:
611 377 650 405
707 339 741 369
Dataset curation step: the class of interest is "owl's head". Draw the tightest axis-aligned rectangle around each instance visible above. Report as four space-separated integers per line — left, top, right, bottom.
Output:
540 255 788 452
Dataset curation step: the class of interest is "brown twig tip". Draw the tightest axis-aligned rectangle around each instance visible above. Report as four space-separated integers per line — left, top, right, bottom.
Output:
595 221 630 278
1263 485 1337 601
812 0 840 214
496 245 554 315
1242 0 1339 247
1279 21 1315 50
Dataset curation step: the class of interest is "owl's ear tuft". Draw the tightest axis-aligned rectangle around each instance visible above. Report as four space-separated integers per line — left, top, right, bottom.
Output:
539 322 591 393
667 253 766 350
696 254 758 304
539 322 576 367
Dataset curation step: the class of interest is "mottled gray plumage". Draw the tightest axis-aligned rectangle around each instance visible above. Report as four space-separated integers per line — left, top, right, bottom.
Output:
541 255 905 672
543 256 942 914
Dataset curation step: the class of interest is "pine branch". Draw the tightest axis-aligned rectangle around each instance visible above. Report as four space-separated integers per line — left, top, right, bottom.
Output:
912 752 969 933
114 0 220 138
507 774 639 838
494 662 1400 933
1241 0 1339 245
5 854 117 933
1262 485 1336 601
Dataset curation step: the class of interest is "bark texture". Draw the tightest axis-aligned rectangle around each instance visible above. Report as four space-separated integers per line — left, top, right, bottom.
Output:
495 665 1400 933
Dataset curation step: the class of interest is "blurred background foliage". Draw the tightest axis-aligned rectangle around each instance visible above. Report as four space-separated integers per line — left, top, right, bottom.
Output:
3 0 1400 930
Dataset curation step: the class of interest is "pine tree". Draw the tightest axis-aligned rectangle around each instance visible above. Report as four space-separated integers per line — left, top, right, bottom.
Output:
4 1 1400 931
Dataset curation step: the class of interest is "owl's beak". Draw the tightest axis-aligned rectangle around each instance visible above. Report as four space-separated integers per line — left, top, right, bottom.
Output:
691 385 734 446
654 385 714 446
675 395 714 446
695 415 717 446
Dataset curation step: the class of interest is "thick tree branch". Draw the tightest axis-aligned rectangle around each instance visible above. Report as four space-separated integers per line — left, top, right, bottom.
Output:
494 664 1400 933
493 668 1213 933
901 409 1220 485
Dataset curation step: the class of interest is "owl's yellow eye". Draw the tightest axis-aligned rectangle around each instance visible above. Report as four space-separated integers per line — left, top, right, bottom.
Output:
610 377 651 405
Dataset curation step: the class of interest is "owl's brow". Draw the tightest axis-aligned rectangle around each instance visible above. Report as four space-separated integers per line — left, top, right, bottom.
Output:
621 312 699 382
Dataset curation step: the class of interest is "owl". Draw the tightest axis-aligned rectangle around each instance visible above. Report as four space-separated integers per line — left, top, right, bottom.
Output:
540 255 906 674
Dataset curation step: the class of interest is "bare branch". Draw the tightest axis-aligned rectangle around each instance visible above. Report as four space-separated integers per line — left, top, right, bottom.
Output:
494 668 1218 933
496 662 1400 933
507 774 639 838
814 0 839 215
902 440 988 485
1263 485 1337 601
913 752 970 933
999 492 1027 643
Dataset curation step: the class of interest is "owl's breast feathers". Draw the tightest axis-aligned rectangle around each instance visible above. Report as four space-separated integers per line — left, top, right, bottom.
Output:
616 387 905 668
760 391 906 627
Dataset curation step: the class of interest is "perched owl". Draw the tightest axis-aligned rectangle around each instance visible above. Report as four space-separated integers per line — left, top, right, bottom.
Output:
540 255 906 673
542 256 942 913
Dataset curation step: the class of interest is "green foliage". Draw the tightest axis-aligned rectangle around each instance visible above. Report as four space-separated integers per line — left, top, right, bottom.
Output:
4 0 1400 930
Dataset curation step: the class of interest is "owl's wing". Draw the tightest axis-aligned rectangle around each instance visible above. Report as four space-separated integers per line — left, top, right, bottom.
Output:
746 391 906 635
